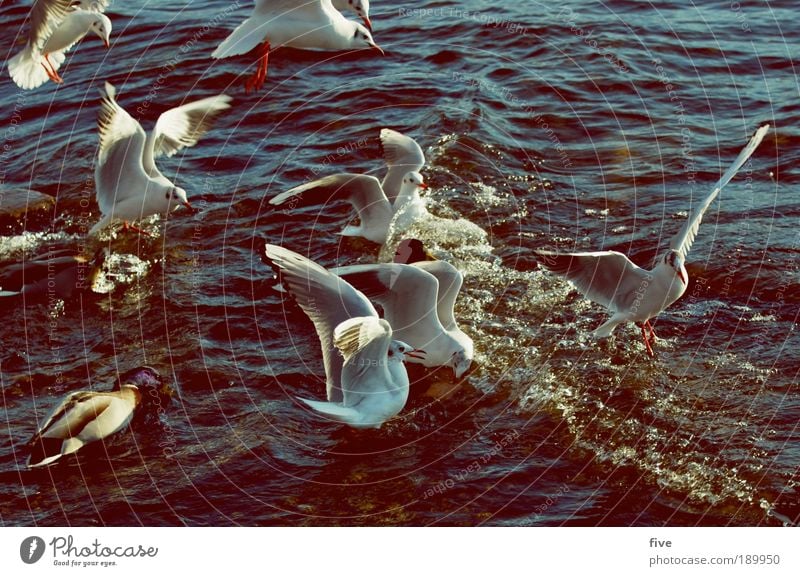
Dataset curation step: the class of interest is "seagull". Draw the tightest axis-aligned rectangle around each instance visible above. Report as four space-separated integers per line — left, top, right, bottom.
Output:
331 259 474 377
269 128 427 243
211 0 383 93
535 124 770 356
269 170 428 244
0 247 105 300
261 243 425 429
26 367 162 468
8 0 112 90
90 82 232 235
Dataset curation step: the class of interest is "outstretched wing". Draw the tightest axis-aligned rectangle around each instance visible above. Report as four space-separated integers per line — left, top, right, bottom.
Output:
331 263 441 332
670 124 770 259
536 250 649 313
143 94 233 177
26 0 74 50
334 316 393 408
380 128 425 204
261 243 377 403
94 82 150 215
270 173 393 241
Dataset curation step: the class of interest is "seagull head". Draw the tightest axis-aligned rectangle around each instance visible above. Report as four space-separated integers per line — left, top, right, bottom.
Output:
389 340 425 363
450 348 473 379
351 22 384 55
663 249 687 286
90 14 113 48
350 0 372 31
403 171 428 191
167 186 193 211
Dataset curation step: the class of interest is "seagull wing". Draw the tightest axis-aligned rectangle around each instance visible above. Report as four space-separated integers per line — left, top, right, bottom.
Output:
670 124 770 259
412 260 464 332
26 0 74 50
270 173 393 242
380 129 425 204
143 94 233 177
94 82 151 216
536 250 650 313
331 263 442 333
333 316 393 408
261 244 378 403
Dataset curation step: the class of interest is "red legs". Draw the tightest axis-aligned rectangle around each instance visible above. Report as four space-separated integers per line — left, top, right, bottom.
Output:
41 53 63 83
244 41 270 94
122 221 156 238
640 320 657 357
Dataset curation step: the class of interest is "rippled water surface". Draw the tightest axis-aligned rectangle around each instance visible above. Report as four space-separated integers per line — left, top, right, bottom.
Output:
1 0 798 526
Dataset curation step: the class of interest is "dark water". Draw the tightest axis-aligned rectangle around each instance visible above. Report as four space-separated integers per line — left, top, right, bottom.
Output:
1 0 798 526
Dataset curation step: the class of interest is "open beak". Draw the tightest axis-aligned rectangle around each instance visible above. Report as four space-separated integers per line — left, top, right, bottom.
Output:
370 43 385 56
362 16 372 32
406 349 426 360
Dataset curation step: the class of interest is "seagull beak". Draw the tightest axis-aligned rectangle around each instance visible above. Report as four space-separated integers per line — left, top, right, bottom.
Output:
678 268 687 286
419 182 429 190
370 43 385 56
102 37 110 49
182 200 194 212
406 349 426 360
424 249 437 261
363 16 373 32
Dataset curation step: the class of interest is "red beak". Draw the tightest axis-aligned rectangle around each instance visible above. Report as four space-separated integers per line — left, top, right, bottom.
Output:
678 268 687 286
103 38 110 49
363 16 372 32
406 349 426 360
370 43 385 56
419 182 429 190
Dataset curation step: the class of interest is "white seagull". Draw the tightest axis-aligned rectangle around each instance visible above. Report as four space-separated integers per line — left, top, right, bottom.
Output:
331 259 473 377
269 129 428 244
211 0 383 93
536 124 770 356
27 367 161 468
269 170 428 244
9 0 112 90
261 243 424 429
90 82 232 235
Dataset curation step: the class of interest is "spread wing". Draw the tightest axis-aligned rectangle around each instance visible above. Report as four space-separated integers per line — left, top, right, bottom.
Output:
331 263 441 332
94 82 150 215
670 124 770 259
536 250 650 313
380 129 425 204
261 243 378 403
333 316 393 408
143 94 233 177
25 0 74 50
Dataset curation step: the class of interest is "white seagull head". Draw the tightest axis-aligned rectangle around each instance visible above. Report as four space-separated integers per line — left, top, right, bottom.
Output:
660 249 687 286
349 22 383 55
89 14 113 48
